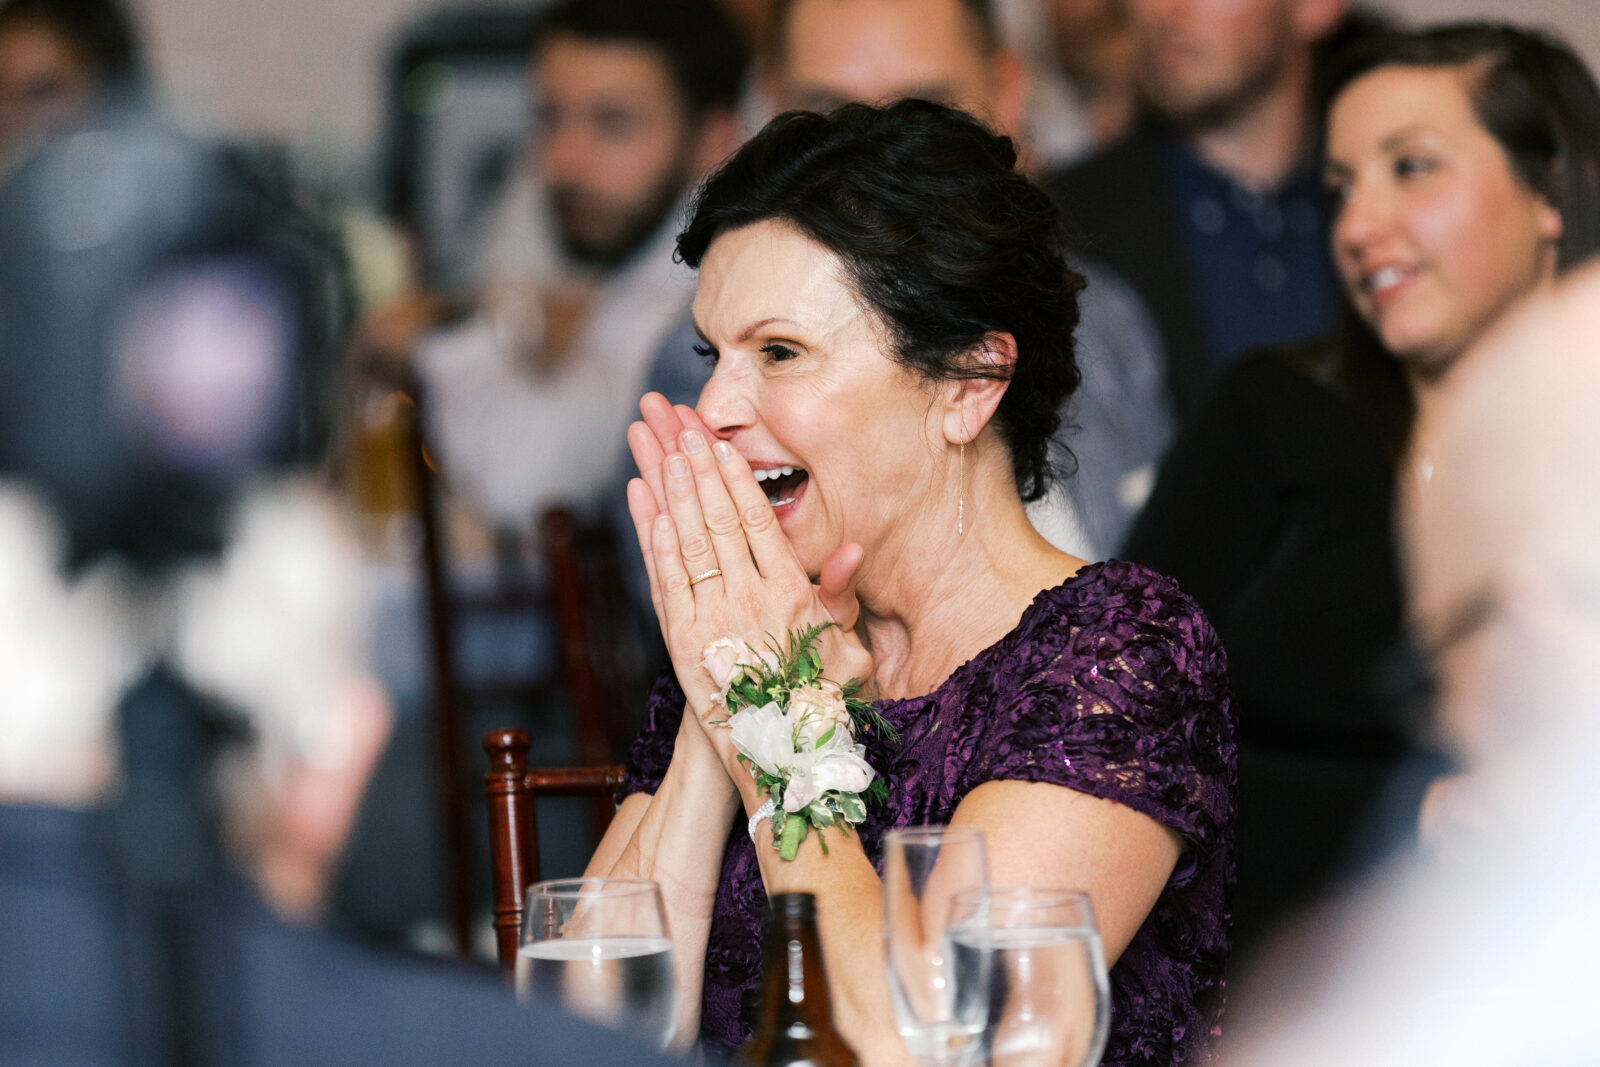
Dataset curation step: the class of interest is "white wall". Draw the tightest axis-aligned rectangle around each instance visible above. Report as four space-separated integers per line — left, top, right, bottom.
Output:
130 0 1600 185
136 0 531 183
1387 0 1600 69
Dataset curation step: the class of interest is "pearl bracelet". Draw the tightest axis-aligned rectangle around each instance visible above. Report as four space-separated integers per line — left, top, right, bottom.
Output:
747 798 777 844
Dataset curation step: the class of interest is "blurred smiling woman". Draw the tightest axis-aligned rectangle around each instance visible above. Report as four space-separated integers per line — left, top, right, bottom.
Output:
1323 22 1600 849
588 101 1236 1065
1325 24 1600 383
1124 21 1600 961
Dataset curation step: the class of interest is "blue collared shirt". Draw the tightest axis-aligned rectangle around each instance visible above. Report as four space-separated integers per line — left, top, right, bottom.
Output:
1161 134 1336 366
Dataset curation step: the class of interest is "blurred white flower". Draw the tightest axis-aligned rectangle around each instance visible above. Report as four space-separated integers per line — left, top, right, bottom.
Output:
0 484 138 806
174 479 369 779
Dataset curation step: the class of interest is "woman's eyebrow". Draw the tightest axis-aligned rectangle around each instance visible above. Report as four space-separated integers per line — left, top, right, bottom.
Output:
737 317 804 342
694 317 807 344
1380 125 1438 153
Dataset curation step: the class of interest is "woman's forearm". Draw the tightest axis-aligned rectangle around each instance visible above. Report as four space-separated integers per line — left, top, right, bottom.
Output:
585 715 740 1045
749 825 913 1065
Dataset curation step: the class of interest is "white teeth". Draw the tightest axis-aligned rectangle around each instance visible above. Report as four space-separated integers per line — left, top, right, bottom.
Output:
1367 266 1410 293
753 466 800 482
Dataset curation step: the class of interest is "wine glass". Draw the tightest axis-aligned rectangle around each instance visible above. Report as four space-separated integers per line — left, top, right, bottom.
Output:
954 887 1110 1067
883 826 993 1066
518 877 676 1050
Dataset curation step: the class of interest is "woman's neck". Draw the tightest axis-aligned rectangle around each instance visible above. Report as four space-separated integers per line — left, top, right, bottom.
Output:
853 451 1084 700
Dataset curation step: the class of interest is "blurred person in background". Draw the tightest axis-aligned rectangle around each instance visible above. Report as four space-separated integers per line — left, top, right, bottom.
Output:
402 0 746 545
768 0 1026 150
1224 256 1600 1067
1048 0 1350 418
1044 0 1139 150
0 113 682 1066
1125 21 1600 964
714 0 774 52
639 0 1174 560
0 0 143 174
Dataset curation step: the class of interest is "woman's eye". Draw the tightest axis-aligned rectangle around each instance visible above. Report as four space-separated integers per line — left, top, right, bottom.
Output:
692 342 719 366
1324 179 1351 211
1395 154 1436 179
760 342 798 363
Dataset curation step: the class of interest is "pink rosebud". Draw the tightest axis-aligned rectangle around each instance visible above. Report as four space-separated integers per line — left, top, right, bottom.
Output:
702 637 746 693
789 680 852 750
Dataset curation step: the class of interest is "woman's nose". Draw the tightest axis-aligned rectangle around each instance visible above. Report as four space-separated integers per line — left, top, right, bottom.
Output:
696 362 755 439
1334 178 1386 258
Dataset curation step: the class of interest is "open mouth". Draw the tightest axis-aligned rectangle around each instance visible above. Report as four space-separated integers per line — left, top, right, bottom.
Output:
1363 264 1418 298
752 465 808 508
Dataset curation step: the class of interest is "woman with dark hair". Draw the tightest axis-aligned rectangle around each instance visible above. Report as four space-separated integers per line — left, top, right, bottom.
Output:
1123 20 1600 963
585 99 1235 1065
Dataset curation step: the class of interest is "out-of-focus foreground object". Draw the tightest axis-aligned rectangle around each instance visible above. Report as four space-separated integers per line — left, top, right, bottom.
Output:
1225 260 1600 1067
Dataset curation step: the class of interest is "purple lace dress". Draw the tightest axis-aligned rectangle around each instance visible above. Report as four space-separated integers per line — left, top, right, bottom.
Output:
621 560 1236 1064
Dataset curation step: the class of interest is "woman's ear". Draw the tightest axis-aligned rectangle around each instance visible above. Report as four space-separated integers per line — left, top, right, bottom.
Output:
941 332 1017 445
1536 197 1564 245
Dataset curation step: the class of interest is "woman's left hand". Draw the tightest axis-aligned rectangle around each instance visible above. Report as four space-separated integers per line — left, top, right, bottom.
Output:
624 393 873 741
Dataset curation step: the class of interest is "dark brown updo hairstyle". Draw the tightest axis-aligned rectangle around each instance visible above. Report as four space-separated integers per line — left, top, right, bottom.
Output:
677 99 1084 503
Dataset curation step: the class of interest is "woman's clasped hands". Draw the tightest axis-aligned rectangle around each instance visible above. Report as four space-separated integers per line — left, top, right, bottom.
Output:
624 392 874 767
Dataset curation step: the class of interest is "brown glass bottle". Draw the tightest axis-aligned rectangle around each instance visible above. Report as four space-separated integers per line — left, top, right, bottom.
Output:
738 893 861 1067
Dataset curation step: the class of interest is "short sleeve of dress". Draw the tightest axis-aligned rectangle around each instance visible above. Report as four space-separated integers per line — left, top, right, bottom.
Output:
962 560 1234 867
618 670 688 802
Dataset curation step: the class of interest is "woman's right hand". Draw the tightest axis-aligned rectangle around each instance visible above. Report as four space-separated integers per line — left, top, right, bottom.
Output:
624 393 873 720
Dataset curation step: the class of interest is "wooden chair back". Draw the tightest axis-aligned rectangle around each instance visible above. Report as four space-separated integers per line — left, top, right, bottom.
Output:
380 363 646 957
483 728 627 980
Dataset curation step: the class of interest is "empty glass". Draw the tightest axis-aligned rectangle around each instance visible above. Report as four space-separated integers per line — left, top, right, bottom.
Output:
883 826 993 1066
518 877 676 1050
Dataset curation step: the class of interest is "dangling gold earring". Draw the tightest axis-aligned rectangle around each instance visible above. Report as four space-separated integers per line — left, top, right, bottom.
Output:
957 439 965 535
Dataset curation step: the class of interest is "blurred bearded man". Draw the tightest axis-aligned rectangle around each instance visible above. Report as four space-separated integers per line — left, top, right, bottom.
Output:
416 0 747 537
1048 0 1350 417
537 14 717 267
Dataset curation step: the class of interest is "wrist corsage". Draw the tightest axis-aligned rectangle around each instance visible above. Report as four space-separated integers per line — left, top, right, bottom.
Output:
702 622 895 860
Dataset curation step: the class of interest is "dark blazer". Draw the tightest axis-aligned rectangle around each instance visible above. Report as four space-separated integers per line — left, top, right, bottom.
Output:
0 804 687 1066
1046 122 1214 420
1122 353 1437 960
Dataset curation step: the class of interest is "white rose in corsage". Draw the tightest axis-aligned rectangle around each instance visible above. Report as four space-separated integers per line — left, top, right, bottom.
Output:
702 623 895 860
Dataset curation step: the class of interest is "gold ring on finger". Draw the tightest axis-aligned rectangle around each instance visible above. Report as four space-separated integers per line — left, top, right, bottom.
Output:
688 568 724 587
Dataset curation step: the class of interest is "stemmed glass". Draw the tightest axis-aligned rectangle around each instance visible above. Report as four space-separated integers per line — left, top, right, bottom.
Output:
954 887 1110 1067
518 877 677 1050
883 826 993 1066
